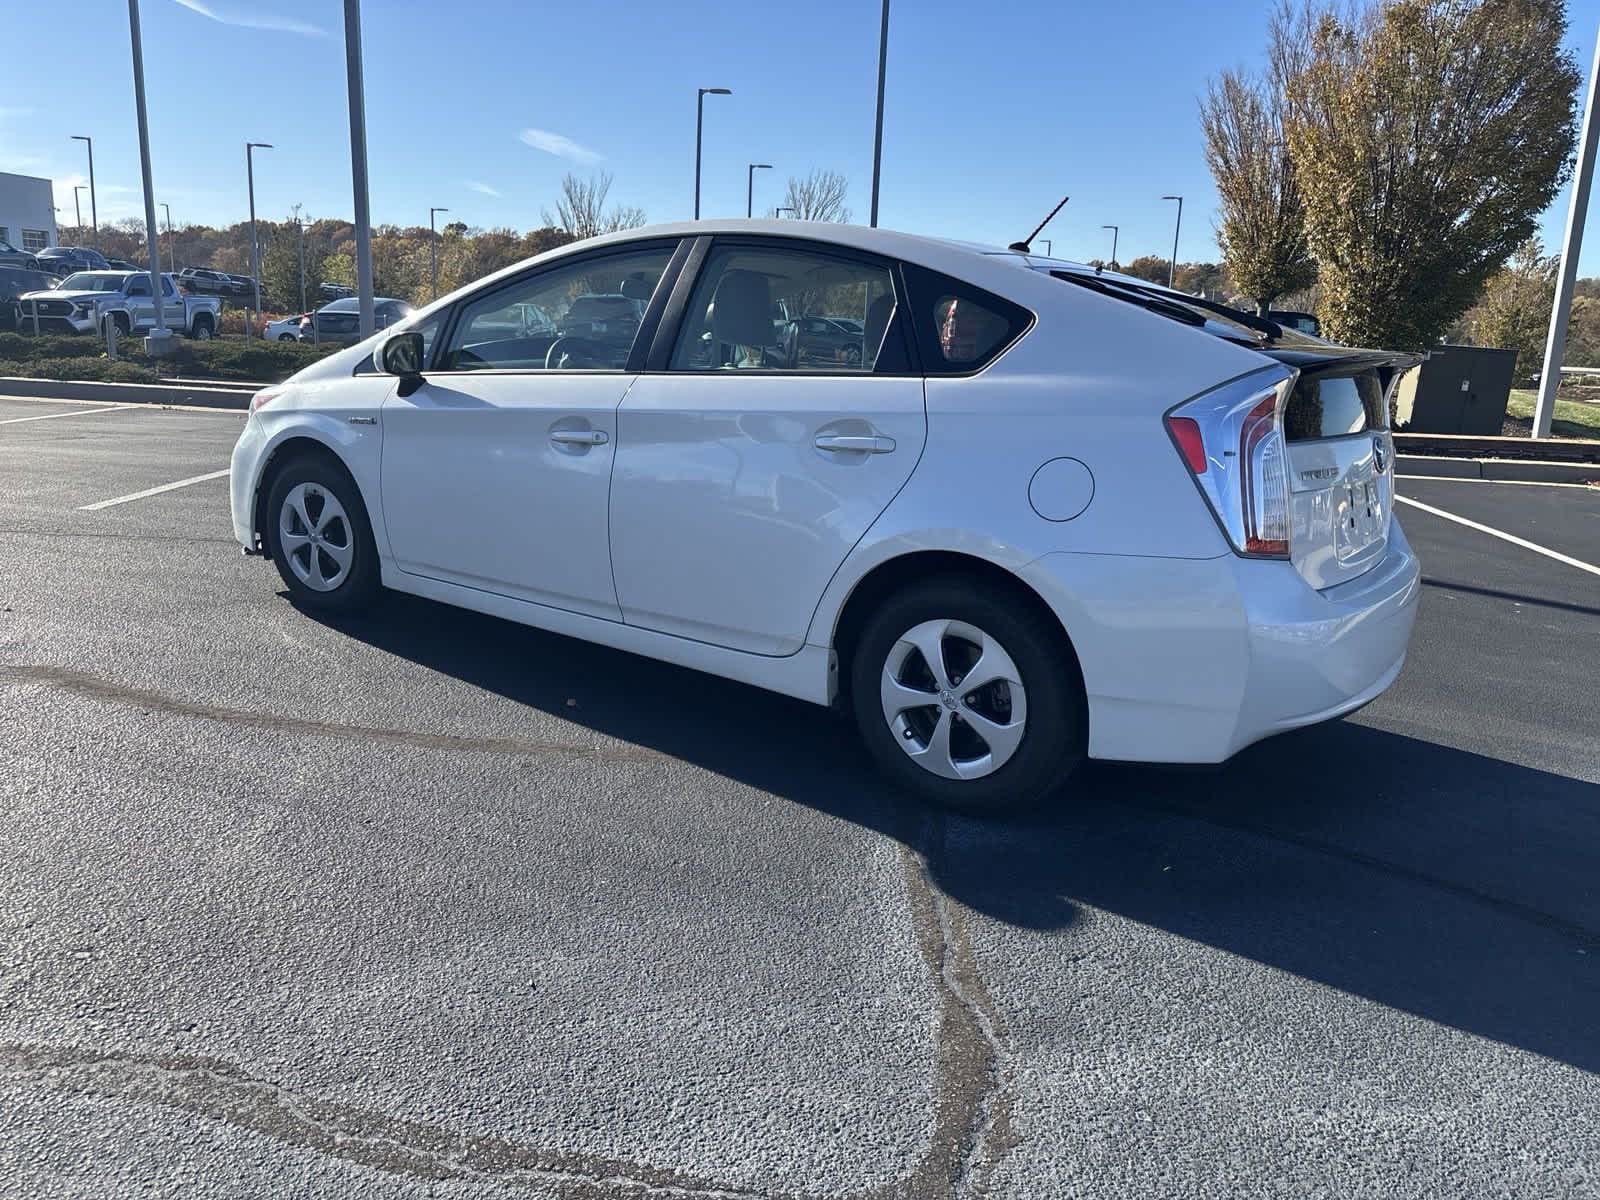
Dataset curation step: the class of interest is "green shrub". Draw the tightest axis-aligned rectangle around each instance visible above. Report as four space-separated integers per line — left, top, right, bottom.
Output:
0 330 345 383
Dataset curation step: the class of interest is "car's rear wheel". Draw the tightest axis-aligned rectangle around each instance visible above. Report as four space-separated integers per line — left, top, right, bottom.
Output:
850 576 1084 812
277 332 295 341
191 316 214 340
264 454 380 615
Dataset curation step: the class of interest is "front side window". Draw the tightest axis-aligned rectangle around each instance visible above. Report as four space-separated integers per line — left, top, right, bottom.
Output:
126 277 151 296
440 245 673 372
670 244 897 373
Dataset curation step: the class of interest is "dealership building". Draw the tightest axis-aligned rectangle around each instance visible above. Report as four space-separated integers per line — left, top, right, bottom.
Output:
0 172 58 254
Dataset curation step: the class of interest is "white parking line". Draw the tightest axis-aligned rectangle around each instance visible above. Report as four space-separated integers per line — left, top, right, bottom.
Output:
1395 494 1600 579
0 403 138 425
79 468 231 511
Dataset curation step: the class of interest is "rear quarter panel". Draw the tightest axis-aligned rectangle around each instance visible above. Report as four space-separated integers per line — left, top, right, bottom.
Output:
807 266 1275 646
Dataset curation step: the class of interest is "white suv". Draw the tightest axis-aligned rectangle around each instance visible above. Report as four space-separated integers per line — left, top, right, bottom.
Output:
229 221 1419 810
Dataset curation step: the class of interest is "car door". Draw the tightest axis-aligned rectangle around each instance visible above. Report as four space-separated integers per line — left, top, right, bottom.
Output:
379 241 680 620
610 238 925 656
159 275 185 328
123 275 155 329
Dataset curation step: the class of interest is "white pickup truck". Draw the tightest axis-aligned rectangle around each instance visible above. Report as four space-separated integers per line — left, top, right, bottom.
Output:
18 270 222 339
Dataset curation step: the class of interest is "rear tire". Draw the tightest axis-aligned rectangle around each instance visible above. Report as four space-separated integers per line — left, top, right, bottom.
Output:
264 454 381 615
191 316 214 340
849 576 1084 813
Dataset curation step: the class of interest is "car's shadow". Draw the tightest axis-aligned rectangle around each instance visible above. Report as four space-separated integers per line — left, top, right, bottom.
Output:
308 590 1600 1075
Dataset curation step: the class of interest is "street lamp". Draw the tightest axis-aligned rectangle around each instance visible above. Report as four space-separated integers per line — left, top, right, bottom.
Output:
291 203 306 312
161 202 175 270
1101 224 1119 267
125 0 173 352
246 142 273 335
1161 195 1183 288
71 135 98 250
694 87 732 219
775 206 797 218
345 0 375 339
869 0 890 227
746 163 771 219
430 206 449 299
73 186 86 230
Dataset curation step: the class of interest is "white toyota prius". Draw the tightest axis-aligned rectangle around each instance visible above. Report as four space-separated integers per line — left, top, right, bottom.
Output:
231 220 1420 810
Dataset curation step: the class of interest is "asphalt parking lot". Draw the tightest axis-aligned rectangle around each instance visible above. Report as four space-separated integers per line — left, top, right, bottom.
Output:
2 394 1597 1199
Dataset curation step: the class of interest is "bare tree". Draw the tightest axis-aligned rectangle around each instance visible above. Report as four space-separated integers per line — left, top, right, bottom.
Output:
542 172 647 240
774 169 852 222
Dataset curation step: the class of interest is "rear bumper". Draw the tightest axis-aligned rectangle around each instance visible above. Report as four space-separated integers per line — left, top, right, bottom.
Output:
1021 519 1420 764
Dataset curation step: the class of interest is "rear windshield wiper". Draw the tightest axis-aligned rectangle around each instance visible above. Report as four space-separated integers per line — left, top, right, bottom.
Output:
1050 271 1206 329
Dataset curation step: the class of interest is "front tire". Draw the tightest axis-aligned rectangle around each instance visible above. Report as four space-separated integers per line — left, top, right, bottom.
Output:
264 455 381 615
849 576 1084 813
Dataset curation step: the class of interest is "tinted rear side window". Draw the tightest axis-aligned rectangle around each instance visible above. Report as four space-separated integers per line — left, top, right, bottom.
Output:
900 262 1032 374
1283 370 1385 441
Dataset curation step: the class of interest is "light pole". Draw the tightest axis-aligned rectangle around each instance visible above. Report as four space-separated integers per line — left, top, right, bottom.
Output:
429 206 449 299
291 203 306 313
71 135 98 250
746 164 771 219
869 0 890 227
1535 36 1600 439
1041 239 1052 256
246 141 272 335
345 0 375 339
694 87 732 219
161 202 175 270
1102 224 1119 267
1162 195 1183 288
73 186 85 230
125 0 170 352
775 206 797 218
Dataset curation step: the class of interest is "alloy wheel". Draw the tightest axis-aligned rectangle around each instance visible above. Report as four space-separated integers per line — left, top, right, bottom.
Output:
278 482 354 592
879 618 1028 780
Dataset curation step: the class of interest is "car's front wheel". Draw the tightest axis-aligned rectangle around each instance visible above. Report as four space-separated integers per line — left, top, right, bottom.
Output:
850 577 1084 812
264 455 381 615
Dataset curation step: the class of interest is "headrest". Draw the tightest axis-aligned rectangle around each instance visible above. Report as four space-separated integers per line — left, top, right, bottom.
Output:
710 269 773 347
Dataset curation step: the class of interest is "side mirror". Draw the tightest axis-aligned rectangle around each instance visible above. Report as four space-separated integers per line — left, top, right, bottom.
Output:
378 330 426 395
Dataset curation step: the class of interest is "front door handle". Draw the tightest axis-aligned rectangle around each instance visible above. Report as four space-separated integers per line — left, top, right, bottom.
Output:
550 428 609 446
814 433 896 454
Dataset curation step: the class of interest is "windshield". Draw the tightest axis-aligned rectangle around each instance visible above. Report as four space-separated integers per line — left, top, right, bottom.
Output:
58 272 126 292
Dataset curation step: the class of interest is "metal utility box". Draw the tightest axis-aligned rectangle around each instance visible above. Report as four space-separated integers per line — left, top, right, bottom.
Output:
1393 345 1516 435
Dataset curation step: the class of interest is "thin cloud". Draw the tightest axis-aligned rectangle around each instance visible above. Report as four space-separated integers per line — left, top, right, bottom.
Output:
171 0 327 37
519 128 602 165
0 107 33 120
466 180 503 198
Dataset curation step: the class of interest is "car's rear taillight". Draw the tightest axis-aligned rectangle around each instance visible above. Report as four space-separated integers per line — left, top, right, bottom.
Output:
251 388 283 412
1164 367 1297 560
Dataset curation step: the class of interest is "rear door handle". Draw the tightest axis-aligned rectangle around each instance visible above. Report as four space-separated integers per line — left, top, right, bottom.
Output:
550 428 609 446
814 433 896 454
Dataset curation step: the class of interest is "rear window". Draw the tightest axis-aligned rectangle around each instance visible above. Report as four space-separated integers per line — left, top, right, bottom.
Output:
1283 370 1385 441
901 262 1032 374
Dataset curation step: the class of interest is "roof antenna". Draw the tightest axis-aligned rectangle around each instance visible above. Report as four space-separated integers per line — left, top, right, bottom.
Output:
1010 195 1068 254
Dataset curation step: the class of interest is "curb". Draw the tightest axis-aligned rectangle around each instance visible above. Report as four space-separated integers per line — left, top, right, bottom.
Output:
0 375 257 410
1398 453 1600 485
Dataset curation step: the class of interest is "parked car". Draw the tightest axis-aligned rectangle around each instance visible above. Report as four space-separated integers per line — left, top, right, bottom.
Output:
106 258 144 272
264 314 310 342
227 274 263 299
34 246 109 277
1269 309 1323 338
0 265 56 329
784 314 871 366
318 282 354 300
229 221 1420 811
0 238 40 271
19 270 222 338
177 267 233 296
305 296 413 344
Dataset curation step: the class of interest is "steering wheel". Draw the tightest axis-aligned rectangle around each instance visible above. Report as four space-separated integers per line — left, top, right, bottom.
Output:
544 335 607 371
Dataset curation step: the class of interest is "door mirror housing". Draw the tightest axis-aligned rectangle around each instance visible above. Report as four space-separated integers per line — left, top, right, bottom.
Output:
378 330 426 393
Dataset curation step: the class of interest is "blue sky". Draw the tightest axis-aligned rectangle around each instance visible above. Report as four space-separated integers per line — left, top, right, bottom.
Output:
4 0 1600 271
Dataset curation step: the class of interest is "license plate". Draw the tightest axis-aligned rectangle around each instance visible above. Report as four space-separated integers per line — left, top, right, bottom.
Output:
1337 480 1384 558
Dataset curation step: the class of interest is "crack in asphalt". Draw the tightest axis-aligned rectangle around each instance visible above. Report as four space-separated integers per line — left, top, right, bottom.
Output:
0 664 667 767
0 666 1018 1198
0 834 1014 1199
